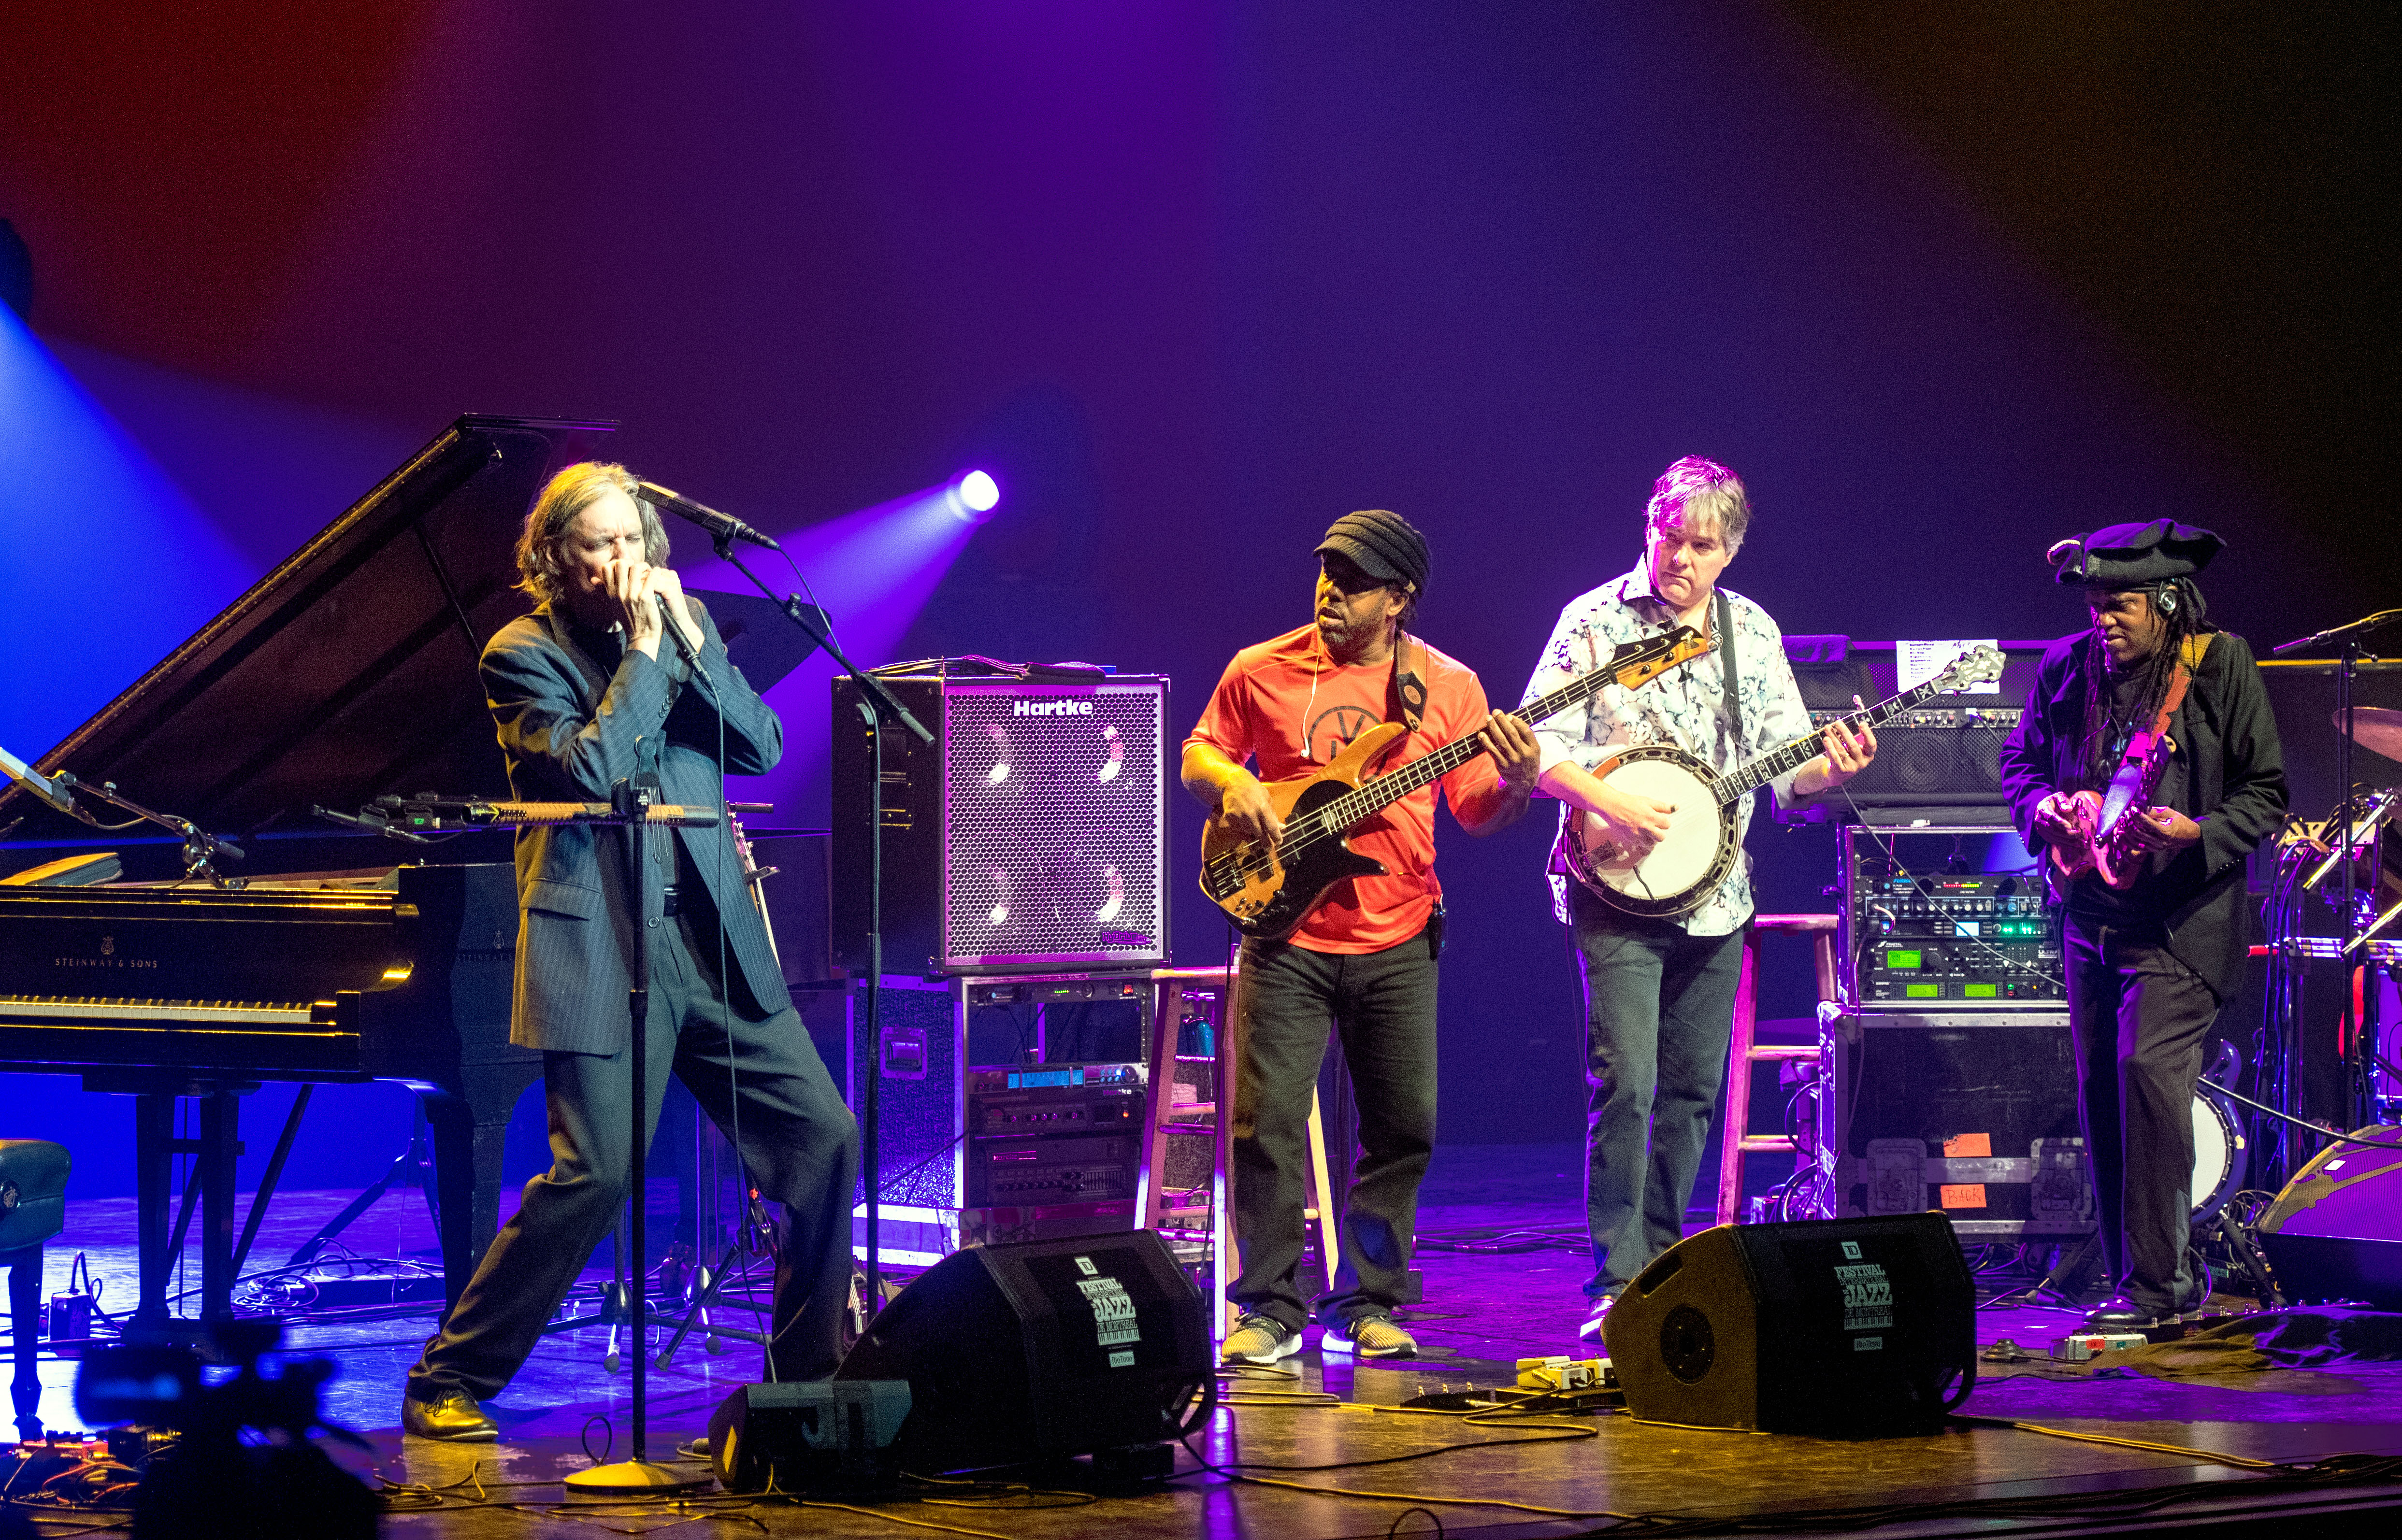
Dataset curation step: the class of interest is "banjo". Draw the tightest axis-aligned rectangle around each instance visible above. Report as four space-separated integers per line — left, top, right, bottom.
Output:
1565 644 2008 917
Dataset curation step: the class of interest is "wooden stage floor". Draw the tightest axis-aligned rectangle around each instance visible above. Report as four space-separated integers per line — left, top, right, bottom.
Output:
8 1145 2401 1537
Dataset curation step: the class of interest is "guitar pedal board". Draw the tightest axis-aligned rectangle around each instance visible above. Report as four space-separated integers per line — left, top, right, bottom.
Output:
1844 830 2065 1007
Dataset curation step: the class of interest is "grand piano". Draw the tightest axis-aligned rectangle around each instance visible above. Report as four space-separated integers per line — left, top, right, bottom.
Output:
0 414 620 1330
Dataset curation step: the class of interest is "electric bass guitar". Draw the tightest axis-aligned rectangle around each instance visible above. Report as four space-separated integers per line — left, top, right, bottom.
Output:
1564 644 2008 917
1200 627 1713 939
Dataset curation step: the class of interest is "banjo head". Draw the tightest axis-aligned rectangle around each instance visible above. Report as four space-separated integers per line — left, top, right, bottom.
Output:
1566 747 1736 918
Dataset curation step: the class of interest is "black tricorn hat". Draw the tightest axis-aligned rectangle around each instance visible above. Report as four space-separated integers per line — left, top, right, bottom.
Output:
2047 518 2224 587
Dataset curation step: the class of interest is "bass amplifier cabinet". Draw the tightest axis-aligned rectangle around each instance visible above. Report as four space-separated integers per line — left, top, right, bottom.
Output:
832 670 1167 975
1778 637 2053 821
1818 1009 2092 1239
1841 826 2065 1008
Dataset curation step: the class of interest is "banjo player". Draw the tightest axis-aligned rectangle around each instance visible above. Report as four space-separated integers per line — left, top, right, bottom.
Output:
1516 456 1876 1342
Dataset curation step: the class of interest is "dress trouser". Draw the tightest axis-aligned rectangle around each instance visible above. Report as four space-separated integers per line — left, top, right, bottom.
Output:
407 898 859 1402
1229 927 1438 1331
1569 884 1746 1301
2062 915 2218 1315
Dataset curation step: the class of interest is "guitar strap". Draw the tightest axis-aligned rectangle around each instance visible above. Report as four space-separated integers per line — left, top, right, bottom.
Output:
1391 629 1426 736
2147 632 2211 738
1713 590 1742 749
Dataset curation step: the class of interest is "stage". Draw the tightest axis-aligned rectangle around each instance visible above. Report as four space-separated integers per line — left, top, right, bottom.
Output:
8 1143 2400 1537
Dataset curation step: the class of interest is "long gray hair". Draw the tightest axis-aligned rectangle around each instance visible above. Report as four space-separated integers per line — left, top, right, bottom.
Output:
514 462 670 606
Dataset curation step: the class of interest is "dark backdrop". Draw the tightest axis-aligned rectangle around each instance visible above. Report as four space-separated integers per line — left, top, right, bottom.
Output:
1 1 2391 1194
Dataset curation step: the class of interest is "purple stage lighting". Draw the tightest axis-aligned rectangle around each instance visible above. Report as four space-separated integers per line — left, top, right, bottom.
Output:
949 469 1001 521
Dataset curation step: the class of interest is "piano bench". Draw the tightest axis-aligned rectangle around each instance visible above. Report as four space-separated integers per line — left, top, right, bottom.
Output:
0 1138 69 1440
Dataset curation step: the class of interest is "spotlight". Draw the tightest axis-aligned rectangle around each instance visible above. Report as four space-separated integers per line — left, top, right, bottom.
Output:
948 470 1001 522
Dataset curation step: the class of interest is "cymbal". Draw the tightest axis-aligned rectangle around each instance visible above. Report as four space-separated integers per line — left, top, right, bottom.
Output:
2337 706 2402 762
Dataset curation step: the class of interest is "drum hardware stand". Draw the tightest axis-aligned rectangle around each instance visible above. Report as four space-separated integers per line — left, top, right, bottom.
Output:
700 528 934 1317
2274 608 2402 1131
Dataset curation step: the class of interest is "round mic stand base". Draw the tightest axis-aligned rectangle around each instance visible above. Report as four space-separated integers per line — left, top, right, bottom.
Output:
563 1459 714 1496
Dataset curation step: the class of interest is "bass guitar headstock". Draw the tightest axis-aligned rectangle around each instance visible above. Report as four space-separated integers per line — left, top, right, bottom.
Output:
1609 625 1713 691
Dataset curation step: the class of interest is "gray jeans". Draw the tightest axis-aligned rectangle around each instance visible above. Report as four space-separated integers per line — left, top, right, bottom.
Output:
1569 884 1745 1300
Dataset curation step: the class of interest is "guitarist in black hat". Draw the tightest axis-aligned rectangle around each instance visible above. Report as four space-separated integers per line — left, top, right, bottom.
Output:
1999 518 2286 1328
1184 508 1542 1365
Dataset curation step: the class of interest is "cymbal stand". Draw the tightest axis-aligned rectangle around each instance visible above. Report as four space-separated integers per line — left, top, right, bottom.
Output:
2273 609 2402 1136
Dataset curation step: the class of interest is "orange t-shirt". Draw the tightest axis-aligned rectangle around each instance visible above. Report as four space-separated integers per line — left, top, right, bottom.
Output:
1185 625 1499 954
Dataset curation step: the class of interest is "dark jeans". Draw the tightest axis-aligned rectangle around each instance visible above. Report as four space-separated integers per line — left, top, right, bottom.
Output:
1570 885 1746 1300
2064 915 2218 1314
1230 927 1437 1331
409 902 859 1402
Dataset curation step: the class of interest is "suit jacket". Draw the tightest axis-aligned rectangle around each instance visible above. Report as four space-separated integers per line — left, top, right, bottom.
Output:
481 597 791 1053
1996 628 2287 1000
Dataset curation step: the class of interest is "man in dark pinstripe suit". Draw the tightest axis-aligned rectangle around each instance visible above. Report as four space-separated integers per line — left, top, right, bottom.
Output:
403 463 859 1442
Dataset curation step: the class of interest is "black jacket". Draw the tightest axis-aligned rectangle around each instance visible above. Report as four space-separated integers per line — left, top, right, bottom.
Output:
1997 628 2287 999
481 598 789 1052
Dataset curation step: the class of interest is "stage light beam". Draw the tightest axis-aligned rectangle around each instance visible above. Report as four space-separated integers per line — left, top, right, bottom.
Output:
949 469 1001 522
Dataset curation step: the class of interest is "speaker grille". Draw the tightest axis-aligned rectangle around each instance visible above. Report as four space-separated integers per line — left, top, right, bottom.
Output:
940 683 1166 969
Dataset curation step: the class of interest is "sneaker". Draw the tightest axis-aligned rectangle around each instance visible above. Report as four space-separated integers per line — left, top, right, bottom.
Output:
1323 1313 1417 1359
2082 1297 2173 1331
1222 1312 1303 1365
1577 1294 1618 1343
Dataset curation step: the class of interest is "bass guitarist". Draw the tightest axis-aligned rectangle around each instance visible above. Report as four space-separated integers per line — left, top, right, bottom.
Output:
1998 519 2285 1329
1517 456 1875 1342
1183 509 1542 1364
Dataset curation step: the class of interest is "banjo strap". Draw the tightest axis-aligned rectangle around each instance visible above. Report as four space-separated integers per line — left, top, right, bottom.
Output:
1714 589 1742 751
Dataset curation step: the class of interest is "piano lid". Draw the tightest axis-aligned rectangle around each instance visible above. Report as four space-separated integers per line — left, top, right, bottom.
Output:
1 414 616 841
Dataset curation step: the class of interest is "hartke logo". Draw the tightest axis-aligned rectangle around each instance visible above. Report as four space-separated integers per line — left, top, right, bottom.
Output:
1012 700 1093 716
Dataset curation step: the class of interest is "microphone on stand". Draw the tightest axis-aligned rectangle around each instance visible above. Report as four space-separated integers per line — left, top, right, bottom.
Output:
636 481 781 552
0 745 77 816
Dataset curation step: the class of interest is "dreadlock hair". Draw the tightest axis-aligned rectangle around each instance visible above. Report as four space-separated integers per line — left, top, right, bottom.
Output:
2076 575 2211 788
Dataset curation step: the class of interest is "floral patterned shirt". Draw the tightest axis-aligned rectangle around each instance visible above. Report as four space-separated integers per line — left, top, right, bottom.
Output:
1517 563 1816 935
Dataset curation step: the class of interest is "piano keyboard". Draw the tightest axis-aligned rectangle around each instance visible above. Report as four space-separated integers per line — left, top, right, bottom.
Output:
0 995 316 1026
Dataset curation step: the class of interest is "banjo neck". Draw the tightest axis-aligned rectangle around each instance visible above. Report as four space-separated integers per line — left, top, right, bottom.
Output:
1708 671 1985 806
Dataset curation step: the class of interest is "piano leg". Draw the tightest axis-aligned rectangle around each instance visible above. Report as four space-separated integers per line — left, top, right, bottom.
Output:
199 1091 239 1323
133 1095 174 1331
421 1058 542 1319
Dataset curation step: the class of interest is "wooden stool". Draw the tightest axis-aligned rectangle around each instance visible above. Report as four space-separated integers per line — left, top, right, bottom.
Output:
1715 915 1838 1227
1140 967 1338 1341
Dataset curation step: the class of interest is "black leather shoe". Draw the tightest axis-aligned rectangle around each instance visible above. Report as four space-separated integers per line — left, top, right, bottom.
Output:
2082 1298 2169 1331
403 1388 498 1441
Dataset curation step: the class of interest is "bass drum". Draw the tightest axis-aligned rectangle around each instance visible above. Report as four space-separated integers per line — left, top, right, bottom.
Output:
2190 1088 2245 1222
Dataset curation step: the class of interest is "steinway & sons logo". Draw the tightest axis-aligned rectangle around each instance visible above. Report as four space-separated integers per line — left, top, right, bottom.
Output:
55 934 156 971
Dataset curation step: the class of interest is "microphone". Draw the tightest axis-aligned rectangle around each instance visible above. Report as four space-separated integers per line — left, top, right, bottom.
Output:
637 480 781 552
0 745 77 816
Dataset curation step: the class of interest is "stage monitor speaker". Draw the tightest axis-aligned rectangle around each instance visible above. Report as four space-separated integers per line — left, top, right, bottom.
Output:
1603 1213 1975 1436
2256 1125 2402 1309
831 669 1167 975
708 1379 911 1495
835 1228 1214 1473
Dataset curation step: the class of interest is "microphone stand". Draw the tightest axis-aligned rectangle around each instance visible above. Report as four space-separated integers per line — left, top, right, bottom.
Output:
2273 607 2402 1132
704 533 933 1323
354 790 718 1494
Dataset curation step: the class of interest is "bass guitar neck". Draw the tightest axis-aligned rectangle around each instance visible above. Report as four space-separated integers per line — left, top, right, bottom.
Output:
1200 626 1711 939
